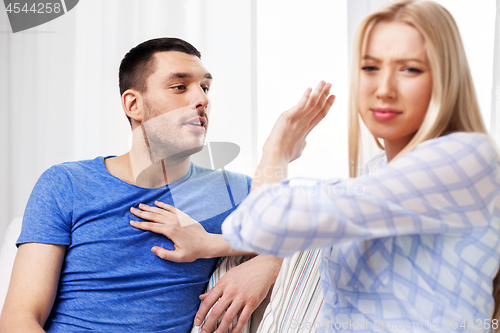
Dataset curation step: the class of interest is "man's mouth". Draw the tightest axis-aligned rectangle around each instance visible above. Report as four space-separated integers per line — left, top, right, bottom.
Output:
185 117 207 127
184 117 207 133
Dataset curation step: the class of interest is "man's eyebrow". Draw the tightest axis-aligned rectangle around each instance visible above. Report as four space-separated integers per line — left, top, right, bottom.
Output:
362 55 425 64
164 72 213 81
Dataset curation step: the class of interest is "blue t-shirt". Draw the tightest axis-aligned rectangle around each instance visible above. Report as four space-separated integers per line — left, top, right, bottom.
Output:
17 157 252 332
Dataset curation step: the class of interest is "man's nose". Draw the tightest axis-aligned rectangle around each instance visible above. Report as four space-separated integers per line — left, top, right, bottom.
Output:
193 87 209 111
375 70 397 100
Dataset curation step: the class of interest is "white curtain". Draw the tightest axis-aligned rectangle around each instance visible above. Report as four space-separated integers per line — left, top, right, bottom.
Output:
0 0 498 256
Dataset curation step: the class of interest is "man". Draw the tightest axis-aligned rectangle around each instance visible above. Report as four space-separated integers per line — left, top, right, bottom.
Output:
0 38 281 333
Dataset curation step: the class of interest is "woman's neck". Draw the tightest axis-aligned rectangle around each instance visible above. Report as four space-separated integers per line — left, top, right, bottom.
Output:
383 132 416 162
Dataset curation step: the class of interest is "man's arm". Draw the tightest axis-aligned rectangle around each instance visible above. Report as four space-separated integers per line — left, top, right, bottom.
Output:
194 255 282 333
0 243 66 333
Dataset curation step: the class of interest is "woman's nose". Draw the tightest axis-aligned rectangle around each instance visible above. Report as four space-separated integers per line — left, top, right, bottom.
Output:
375 71 397 100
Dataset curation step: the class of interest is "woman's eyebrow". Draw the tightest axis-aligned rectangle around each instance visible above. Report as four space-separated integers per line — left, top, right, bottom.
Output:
362 55 380 61
394 58 426 64
362 55 425 63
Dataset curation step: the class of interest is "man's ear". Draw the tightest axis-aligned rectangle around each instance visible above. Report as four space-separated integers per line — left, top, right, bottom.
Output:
122 89 144 124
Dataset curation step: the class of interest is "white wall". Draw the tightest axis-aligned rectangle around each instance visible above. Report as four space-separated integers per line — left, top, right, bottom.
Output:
256 0 349 180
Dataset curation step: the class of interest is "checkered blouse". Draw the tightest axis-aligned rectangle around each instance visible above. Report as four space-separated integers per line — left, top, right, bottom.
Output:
222 132 500 332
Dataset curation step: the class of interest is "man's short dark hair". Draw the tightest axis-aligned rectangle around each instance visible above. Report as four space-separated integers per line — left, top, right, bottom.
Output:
119 37 202 125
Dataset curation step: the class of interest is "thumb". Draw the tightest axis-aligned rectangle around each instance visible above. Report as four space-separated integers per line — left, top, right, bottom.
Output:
151 246 183 262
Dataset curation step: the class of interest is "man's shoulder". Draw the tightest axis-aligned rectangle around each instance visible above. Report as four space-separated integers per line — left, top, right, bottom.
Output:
46 156 105 175
36 157 108 188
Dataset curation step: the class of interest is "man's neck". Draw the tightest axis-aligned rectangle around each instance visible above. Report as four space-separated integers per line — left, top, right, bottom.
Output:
104 125 191 188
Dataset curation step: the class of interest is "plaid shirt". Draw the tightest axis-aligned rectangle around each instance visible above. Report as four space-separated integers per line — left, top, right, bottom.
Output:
223 132 500 332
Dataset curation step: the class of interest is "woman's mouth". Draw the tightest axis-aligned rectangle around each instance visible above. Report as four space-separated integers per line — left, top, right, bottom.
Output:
370 108 403 121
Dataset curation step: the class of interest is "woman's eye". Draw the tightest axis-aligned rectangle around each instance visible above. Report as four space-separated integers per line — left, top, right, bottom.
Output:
403 67 423 74
202 87 210 94
173 85 186 90
361 66 378 72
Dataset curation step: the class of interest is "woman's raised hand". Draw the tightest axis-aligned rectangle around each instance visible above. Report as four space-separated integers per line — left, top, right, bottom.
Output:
263 81 335 163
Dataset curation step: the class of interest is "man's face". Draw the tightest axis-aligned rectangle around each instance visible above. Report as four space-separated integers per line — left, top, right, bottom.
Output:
141 51 212 163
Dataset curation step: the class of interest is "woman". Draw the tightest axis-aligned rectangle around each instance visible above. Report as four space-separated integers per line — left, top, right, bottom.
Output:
221 0 500 331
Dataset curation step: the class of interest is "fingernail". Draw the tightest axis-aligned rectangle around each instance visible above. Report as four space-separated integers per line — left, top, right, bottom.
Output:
139 203 144 208
151 247 157 254
130 220 136 224
194 318 201 326
326 83 332 89
130 207 136 211
321 80 326 86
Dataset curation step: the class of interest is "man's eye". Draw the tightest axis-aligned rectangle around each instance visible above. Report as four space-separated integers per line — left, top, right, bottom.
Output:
361 66 378 72
202 87 210 94
173 85 186 90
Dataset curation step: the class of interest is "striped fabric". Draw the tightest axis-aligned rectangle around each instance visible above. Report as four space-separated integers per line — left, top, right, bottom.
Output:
191 255 254 333
256 248 324 333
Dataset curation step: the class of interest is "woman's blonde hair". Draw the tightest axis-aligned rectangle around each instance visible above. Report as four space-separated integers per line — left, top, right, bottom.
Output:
348 0 499 325
348 0 486 177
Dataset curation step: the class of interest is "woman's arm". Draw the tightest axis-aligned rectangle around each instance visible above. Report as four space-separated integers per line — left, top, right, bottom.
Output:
0 243 66 333
222 133 500 257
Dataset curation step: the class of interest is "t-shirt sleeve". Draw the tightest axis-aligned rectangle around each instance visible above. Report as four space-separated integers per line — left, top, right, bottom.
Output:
246 176 252 194
17 165 74 246
224 172 253 208
222 133 500 256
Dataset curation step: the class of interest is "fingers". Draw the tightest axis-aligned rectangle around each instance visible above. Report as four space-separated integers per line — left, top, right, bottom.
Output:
302 81 327 112
310 94 336 129
139 202 173 216
229 306 253 333
130 204 180 226
195 287 223 327
214 303 240 333
202 296 233 333
130 206 164 222
304 81 327 111
296 87 312 110
130 220 171 234
315 83 332 112
154 201 176 212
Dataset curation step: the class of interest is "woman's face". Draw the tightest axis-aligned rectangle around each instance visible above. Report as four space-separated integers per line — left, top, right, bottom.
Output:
359 21 433 148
